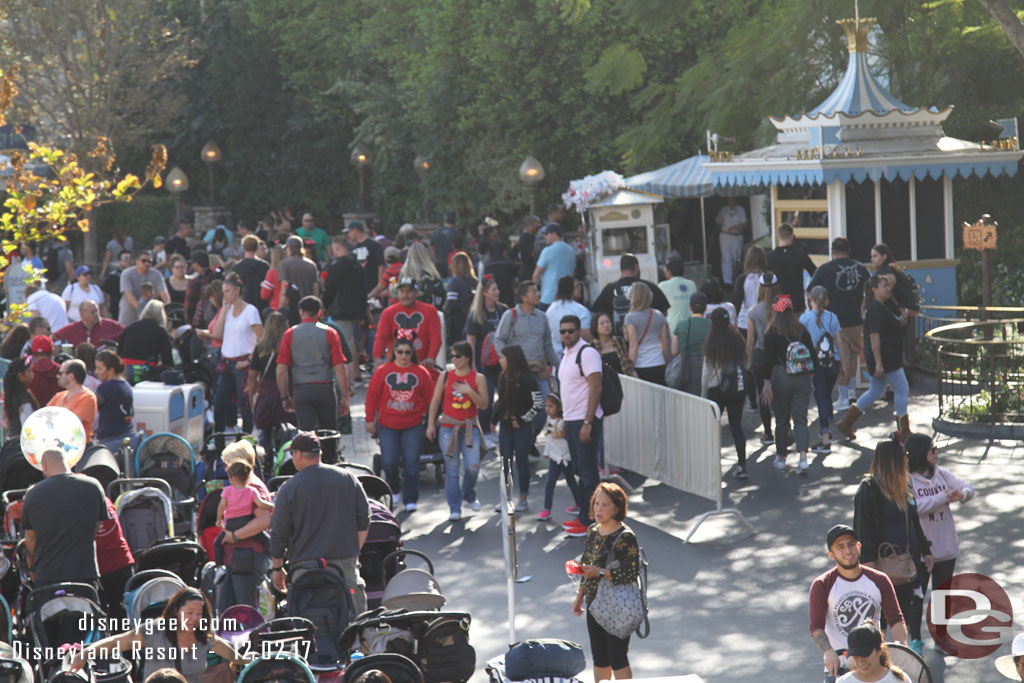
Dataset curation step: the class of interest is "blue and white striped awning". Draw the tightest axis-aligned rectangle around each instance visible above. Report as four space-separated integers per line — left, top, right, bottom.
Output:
809 51 919 117
625 154 714 198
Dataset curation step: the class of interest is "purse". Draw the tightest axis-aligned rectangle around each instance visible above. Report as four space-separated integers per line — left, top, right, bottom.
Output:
201 662 235 683
588 528 646 639
876 509 917 586
665 321 692 389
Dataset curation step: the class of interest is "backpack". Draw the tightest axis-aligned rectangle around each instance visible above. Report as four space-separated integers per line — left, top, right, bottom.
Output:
784 337 814 375
576 345 623 416
480 333 501 370
710 362 745 402
611 283 633 334
417 615 476 683
815 330 835 368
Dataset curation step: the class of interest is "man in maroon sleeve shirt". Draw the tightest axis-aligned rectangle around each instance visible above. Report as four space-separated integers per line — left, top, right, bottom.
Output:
809 524 906 680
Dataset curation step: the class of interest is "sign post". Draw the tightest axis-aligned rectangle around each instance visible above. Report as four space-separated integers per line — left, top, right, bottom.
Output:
962 214 998 312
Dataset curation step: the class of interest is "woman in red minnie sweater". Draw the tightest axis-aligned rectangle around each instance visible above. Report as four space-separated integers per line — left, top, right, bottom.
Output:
365 337 435 511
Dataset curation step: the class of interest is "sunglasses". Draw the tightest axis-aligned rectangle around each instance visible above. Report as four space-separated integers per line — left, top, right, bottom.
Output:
451 353 465 359
139 259 152 264
559 328 579 335
395 349 413 356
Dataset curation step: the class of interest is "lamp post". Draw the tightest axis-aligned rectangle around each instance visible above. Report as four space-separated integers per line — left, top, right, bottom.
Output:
166 166 189 224
200 140 222 204
351 146 371 213
518 155 545 216
414 155 431 222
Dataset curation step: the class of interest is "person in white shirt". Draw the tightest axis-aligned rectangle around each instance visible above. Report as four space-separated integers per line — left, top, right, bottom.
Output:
545 276 591 359
715 197 748 286
210 273 263 433
62 266 105 322
25 281 69 330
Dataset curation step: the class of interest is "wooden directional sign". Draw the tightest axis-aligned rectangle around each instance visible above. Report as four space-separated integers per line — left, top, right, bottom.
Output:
963 219 997 251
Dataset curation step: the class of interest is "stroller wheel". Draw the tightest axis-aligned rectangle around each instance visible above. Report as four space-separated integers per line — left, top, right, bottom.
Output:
372 453 381 476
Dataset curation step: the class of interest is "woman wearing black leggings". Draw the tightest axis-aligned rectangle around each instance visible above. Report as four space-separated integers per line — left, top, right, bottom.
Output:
701 308 750 479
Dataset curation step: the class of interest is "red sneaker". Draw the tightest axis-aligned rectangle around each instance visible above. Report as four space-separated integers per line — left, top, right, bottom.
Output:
564 520 589 537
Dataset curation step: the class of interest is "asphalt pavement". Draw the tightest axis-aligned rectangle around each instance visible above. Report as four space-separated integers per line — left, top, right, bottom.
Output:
338 386 1024 683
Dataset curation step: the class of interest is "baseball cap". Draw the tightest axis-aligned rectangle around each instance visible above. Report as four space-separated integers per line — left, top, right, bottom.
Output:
846 622 882 657
826 524 858 549
689 291 708 307
286 235 303 250
74 265 91 277
290 431 321 454
153 236 166 245
397 276 418 290
31 335 53 354
345 220 366 233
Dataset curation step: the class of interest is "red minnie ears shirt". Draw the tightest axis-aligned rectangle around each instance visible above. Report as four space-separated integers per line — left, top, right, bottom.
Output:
372 299 441 362
364 362 435 430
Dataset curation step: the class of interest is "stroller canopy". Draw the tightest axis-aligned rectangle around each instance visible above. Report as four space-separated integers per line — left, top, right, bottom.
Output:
115 487 174 553
123 576 186 623
237 653 316 683
74 445 121 492
135 433 195 494
382 569 445 611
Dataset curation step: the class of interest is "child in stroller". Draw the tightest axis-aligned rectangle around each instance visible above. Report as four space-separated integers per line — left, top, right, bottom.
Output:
214 460 273 566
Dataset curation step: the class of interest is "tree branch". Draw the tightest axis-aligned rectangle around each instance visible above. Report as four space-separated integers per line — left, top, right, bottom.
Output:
977 0 1024 62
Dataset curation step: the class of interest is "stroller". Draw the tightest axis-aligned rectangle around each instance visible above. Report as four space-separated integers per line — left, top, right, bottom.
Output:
341 653 424 683
26 583 107 680
122 570 186 622
236 652 316 683
0 439 41 495
0 643 32 683
360 502 403 610
73 445 122 494
107 479 174 554
340 463 393 510
286 568 355 670
381 550 445 612
133 537 207 587
134 432 197 537
340 609 475 683
216 604 265 652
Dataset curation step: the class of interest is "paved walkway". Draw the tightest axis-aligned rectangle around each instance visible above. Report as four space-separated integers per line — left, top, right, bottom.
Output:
338 384 1024 683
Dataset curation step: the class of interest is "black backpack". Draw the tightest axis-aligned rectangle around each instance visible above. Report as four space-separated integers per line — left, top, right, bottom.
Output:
611 283 633 334
286 567 353 667
709 362 746 403
417 616 476 683
576 346 623 417
815 330 835 368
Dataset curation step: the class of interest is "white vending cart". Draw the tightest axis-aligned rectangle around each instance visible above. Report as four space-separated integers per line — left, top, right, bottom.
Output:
585 189 667 295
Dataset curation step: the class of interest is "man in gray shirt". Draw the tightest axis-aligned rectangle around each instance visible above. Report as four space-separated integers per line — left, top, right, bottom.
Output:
278 235 320 311
494 280 559 436
118 250 169 325
269 431 369 613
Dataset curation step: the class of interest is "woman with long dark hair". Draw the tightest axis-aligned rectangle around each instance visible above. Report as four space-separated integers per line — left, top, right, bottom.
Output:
870 243 919 317
854 438 933 655
746 272 780 442
3 357 37 437
365 338 434 511
465 277 507 451
800 285 842 454
759 294 814 475
836 275 910 441
733 246 767 338
71 587 244 682
248 311 294 454
491 344 543 511
701 308 750 479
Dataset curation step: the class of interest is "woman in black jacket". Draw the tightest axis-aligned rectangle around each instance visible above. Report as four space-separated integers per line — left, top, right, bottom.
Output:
759 294 815 475
854 437 933 655
492 344 543 512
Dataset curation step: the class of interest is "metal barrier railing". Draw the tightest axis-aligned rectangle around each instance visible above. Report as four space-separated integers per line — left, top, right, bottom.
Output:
926 318 1024 424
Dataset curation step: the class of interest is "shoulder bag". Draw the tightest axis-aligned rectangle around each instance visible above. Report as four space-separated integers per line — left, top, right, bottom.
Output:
588 527 648 639
665 320 691 390
876 507 917 586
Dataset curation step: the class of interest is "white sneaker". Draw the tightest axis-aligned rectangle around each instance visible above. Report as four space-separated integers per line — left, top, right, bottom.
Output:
773 456 787 470
449 512 461 521
392 493 402 507
468 499 482 512
484 433 499 450
405 502 417 512
833 399 850 412
797 456 809 476
515 498 528 512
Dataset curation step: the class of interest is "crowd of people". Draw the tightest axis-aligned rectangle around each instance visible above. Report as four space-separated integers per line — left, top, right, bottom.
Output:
0 203 996 682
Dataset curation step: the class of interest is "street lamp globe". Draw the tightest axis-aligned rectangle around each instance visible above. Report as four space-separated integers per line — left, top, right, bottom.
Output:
201 140 222 164
166 166 189 193
413 155 431 174
351 146 371 168
519 155 545 185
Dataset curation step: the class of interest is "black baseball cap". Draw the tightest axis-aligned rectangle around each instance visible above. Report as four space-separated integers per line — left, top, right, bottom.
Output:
846 621 882 657
826 524 858 549
290 431 321 454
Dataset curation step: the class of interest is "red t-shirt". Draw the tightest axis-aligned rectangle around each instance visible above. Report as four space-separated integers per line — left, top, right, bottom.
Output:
365 362 434 430
372 300 441 362
380 262 402 305
96 498 134 575
441 369 478 421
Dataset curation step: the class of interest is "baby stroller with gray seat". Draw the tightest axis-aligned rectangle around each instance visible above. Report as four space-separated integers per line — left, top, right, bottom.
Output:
26 583 107 680
134 432 197 536
107 478 173 554
122 570 186 622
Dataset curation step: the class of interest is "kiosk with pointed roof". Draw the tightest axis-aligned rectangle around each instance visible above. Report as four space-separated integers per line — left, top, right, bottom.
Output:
705 16 1024 307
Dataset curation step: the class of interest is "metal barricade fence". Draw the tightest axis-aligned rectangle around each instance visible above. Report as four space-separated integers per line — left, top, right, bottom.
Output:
604 375 755 541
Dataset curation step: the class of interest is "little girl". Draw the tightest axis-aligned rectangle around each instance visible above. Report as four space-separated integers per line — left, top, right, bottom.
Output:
215 460 273 566
538 394 580 521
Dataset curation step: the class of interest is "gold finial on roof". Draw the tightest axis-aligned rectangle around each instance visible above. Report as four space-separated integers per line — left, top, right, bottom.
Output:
836 17 875 53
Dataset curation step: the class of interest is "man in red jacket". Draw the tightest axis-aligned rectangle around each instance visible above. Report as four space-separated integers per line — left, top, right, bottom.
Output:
27 336 61 406
373 277 441 374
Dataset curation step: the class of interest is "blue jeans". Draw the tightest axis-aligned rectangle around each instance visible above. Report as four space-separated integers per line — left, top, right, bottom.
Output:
565 418 602 526
216 549 267 612
856 367 910 416
531 376 551 438
478 374 498 435
438 425 481 512
499 420 534 496
543 458 580 511
812 365 841 434
379 423 425 504
215 359 252 433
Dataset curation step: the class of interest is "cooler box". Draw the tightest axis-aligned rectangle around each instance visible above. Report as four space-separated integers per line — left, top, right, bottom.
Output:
133 381 206 450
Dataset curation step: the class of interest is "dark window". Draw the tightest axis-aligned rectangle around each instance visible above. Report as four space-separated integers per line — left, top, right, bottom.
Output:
881 178 911 260
915 177 945 260
845 180 875 263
